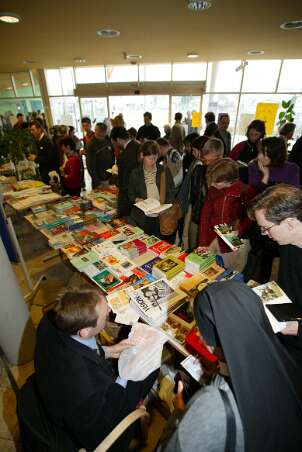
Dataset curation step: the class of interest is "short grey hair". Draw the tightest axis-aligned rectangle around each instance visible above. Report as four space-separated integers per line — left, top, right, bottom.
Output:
203 138 224 158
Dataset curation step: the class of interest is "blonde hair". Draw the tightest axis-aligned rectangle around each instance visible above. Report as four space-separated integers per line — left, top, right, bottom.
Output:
206 158 239 186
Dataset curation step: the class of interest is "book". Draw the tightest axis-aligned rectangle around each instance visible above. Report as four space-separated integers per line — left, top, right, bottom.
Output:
180 263 224 297
92 269 122 293
214 224 243 251
266 304 302 322
107 289 131 314
134 198 172 216
149 240 171 255
140 234 162 247
141 256 162 274
120 267 147 286
169 301 196 329
161 316 192 346
70 251 99 271
184 251 216 275
152 256 185 280
129 278 187 326
118 238 147 259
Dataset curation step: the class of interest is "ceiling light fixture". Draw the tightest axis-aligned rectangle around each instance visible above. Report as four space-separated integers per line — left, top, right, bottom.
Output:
248 49 265 55
21 82 29 87
0 12 21 23
23 59 35 64
187 52 199 58
73 58 86 63
97 29 120 38
6 87 13 90
280 20 302 30
126 54 142 60
187 1 211 11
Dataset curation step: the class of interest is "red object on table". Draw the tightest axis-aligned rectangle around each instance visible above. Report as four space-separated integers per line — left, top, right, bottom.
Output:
185 327 218 364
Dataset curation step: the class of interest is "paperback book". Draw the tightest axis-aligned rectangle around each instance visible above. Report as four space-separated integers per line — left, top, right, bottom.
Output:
92 269 122 293
149 240 171 255
134 198 172 216
214 224 243 251
129 278 187 326
184 250 216 275
152 256 185 280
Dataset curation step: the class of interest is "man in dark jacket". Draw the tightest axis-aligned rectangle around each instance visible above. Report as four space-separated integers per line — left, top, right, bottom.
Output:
137 112 160 142
35 286 157 452
86 122 114 189
28 120 59 184
289 135 302 185
111 127 140 216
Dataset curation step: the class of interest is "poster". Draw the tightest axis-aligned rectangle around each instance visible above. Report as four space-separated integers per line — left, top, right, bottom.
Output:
191 111 201 128
255 103 279 135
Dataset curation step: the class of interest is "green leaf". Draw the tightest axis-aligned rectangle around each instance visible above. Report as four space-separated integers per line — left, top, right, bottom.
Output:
279 111 285 119
282 100 290 108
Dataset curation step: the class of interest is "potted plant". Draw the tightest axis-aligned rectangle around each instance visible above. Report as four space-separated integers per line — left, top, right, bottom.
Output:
277 97 296 128
0 129 36 180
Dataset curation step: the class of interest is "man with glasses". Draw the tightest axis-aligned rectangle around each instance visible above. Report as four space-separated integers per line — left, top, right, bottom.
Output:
249 184 302 366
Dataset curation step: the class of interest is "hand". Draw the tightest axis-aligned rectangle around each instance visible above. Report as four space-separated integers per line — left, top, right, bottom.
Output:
104 339 134 359
27 154 36 161
173 381 185 412
80 148 86 156
195 246 209 254
258 159 269 184
281 321 299 336
135 198 144 203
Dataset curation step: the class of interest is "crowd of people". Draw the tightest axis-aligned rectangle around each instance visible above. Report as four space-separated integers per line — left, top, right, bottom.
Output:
14 108 302 451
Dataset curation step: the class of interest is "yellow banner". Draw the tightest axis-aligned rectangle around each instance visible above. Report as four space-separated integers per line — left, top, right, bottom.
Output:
255 103 279 135
191 111 201 128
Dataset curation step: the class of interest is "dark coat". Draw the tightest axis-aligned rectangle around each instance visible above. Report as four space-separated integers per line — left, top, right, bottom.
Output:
34 312 152 452
86 136 114 189
117 140 140 216
35 135 59 184
289 136 302 185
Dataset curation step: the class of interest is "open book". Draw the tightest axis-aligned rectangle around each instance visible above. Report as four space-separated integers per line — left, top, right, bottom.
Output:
214 224 243 251
134 198 172 216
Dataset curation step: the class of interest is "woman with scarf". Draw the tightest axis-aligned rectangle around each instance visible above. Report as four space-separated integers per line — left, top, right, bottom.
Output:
161 280 302 452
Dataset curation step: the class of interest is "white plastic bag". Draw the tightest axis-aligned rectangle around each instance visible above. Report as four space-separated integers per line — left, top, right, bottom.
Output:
118 323 167 381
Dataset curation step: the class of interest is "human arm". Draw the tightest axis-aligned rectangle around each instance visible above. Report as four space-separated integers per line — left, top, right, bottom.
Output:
164 166 176 203
102 339 133 359
63 157 81 186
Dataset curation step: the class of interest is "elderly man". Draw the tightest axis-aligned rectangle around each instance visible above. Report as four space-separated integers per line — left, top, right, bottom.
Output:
215 113 232 156
249 184 302 367
35 286 157 451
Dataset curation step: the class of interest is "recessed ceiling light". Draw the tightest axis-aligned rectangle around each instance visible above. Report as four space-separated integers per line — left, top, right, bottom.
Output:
248 49 265 55
23 59 35 64
0 12 21 23
187 53 199 58
73 57 86 63
280 20 302 30
6 87 13 90
97 29 120 38
187 1 211 11
21 82 29 87
126 54 142 60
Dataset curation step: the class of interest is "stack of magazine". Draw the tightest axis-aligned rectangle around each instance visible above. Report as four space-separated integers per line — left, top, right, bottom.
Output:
129 278 187 326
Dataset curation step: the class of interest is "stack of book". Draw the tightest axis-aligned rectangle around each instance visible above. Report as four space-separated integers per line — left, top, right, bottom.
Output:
129 278 187 326
184 251 216 275
53 201 73 215
152 256 185 280
48 232 75 249
141 256 162 274
65 215 84 231
118 239 147 259
180 263 225 297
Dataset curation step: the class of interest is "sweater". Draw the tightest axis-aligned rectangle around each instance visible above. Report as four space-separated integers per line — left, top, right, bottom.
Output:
62 156 81 189
248 161 300 188
198 180 255 252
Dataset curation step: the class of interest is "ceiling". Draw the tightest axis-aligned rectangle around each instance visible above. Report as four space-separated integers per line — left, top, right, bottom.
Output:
1 0 302 72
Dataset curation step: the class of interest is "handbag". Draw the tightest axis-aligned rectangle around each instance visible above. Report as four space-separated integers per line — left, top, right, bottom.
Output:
159 166 181 236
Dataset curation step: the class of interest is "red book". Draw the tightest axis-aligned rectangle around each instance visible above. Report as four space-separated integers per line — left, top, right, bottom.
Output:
149 240 171 255
185 328 218 364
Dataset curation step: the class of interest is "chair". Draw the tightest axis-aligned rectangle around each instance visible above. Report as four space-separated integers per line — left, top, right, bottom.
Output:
17 374 149 452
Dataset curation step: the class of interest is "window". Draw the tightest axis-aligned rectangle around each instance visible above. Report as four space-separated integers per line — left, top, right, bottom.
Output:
109 95 169 134
172 63 207 81
0 98 43 124
207 61 242 92
106 65 138 83
31 70 41 96
75 66 105 84
0 73 15 98
45 69 62 96
234 94 290 145
49 97 81 133
139 64 171 82
278 60 302 93
171 96 201 132
13 72 34 97
242 60 281 93
80 98 108 124
202 93 239 138
60 67 75 95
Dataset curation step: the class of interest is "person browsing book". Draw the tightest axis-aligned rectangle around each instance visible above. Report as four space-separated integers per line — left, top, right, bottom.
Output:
128 141 175 243
198 158 255 271
34 286 158 452
59 137 81 196
161 281 302 452
248 184 302 367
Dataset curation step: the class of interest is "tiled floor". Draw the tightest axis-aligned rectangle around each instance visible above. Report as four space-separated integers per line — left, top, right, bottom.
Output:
0 215 166 451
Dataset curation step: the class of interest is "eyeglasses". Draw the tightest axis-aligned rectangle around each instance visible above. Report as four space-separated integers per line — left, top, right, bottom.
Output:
260 223 279 235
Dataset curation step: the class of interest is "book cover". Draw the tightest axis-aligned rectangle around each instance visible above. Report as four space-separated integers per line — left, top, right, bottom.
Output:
149 240 171 255
92 269 121 293
107 289 131 314
252 281 291 305
214 224 243 251
141 256 162 274
153 256 185 279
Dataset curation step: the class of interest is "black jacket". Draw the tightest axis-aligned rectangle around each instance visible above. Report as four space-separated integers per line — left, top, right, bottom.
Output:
86 136 114 188
34 312 148 451
289 136 302 185
190 164 207 224
35 135 59 184
117 140 140 216
137 124 160 141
